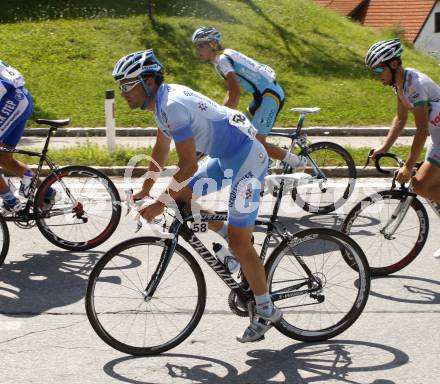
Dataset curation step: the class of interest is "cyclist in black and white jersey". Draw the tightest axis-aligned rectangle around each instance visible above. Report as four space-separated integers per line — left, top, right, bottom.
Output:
367 39 440 205
192 26 306 169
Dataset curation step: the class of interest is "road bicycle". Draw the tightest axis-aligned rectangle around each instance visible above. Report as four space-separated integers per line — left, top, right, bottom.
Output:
86 170 370 356
341 152 439 276
266 108 356 214
0 118 121 266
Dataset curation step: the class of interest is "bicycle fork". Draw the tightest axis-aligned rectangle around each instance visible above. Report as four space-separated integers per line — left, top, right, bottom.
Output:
380 195 414 239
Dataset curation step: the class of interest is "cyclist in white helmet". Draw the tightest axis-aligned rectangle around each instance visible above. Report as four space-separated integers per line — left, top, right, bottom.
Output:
192 26 305 169
113 49 282 342
367 38 440 208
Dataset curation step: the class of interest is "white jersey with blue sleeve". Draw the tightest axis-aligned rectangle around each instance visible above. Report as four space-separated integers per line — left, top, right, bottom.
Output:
154 83 256 158
213 49 277 95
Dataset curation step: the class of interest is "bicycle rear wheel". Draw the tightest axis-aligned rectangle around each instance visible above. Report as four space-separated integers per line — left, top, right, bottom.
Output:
86 237 206 356
34 166 121 251
265 228 370 342
292 142 356 214
341 190 429 276
0 213 10 267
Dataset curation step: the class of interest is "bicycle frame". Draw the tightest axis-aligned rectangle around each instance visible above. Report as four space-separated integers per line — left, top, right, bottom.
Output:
0 126 79 222
140 175 321 308
268 111 327 182
369 153 440 237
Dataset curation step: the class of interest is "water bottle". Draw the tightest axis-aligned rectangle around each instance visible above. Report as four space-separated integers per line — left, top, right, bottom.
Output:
212 242 240 274
19 170 33 198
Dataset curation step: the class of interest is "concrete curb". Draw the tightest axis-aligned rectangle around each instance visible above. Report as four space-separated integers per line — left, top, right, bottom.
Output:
23 126 416 137
26 165 395 178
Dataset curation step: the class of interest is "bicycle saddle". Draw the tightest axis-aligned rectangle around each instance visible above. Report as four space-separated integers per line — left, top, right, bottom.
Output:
36 118 70 127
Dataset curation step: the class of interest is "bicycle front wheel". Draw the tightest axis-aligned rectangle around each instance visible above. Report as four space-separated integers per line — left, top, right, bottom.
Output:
86 237 206 356
341 190 429 276
35 166 121 251
265 228 370 342
292 142 356 214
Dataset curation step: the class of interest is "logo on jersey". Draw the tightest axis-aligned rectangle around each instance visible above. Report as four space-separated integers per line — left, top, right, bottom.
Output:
431 112 440 126
14 90 24 101
198 101 208 112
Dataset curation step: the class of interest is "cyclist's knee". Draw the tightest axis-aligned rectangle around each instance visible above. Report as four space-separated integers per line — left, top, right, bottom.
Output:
412 176 431 198
228 226 253 253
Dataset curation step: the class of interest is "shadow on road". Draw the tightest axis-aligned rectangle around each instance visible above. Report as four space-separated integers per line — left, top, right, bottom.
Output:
102 340 408 384
0 250 102 316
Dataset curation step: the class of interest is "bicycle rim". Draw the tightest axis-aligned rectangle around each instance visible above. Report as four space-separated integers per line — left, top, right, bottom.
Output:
266 228 370 342
341 190 429 276
86 237 206 356
292 142 356 214
0 213 10 266
35 166 121 251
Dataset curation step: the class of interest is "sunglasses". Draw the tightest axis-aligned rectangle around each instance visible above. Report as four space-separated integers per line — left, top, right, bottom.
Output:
372 66 385 74
194 42 208 49
118 79 141 93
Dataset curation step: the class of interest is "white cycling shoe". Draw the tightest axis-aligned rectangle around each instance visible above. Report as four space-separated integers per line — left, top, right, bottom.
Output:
236 306 282 343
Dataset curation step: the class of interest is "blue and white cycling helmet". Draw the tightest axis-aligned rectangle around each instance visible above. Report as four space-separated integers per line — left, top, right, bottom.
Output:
365 38 403 68
191 26 222 44
112 49 164 81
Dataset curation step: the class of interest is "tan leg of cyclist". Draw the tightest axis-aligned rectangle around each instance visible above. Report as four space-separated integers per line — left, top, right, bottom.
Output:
256 134 305 169
411 162 440 204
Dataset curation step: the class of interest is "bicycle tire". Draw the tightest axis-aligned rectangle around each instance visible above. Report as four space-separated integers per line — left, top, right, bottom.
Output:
0 213 10 267
292 141 356 214
86 236 206 356
265 228 370 342
34 165 121 251
341 190 429 276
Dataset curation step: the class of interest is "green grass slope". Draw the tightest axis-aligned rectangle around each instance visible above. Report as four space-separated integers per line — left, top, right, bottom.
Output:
1 0 439 127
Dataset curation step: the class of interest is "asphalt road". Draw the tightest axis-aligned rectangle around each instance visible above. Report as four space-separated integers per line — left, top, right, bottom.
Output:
1 177 439 384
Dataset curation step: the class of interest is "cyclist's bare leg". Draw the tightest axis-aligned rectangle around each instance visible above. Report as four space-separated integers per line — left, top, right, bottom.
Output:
412 162 440 204
256 134 304 169
0 145 30 193
228 224 267 295
256 134 287 162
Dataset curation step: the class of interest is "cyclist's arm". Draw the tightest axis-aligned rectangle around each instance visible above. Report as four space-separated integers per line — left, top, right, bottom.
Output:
375 97 409 156
137 129 171 199
223 72 240 109
157 137 198 206
405 104 429 169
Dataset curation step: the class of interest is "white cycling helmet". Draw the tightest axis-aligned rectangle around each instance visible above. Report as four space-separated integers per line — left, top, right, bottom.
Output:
112 49 164 81
191 26 222 44
365 38 403 68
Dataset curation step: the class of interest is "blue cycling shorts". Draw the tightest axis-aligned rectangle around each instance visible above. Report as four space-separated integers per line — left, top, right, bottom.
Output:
247 84 285 135
189 139 268 228
0 87 33 148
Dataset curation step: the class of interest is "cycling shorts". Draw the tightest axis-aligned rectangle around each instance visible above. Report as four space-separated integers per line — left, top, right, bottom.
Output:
188 139 268 228
0 87 33 148
247 84 285 135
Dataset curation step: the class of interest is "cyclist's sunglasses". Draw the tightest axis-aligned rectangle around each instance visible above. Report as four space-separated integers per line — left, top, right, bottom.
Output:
372 66 386 74
118 79 141 93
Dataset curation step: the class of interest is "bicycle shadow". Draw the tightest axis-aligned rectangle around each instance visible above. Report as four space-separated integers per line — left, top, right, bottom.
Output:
102 340 408 384
0 250 102 316
369 275 440 305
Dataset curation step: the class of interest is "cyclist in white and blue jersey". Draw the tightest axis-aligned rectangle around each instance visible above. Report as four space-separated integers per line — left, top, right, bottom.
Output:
367 39 440 205
0 60 38 211
113 50 282 342
192 26 305 169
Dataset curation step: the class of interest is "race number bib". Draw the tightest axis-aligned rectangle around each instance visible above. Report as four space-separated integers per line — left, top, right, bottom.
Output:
228 111 257 139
